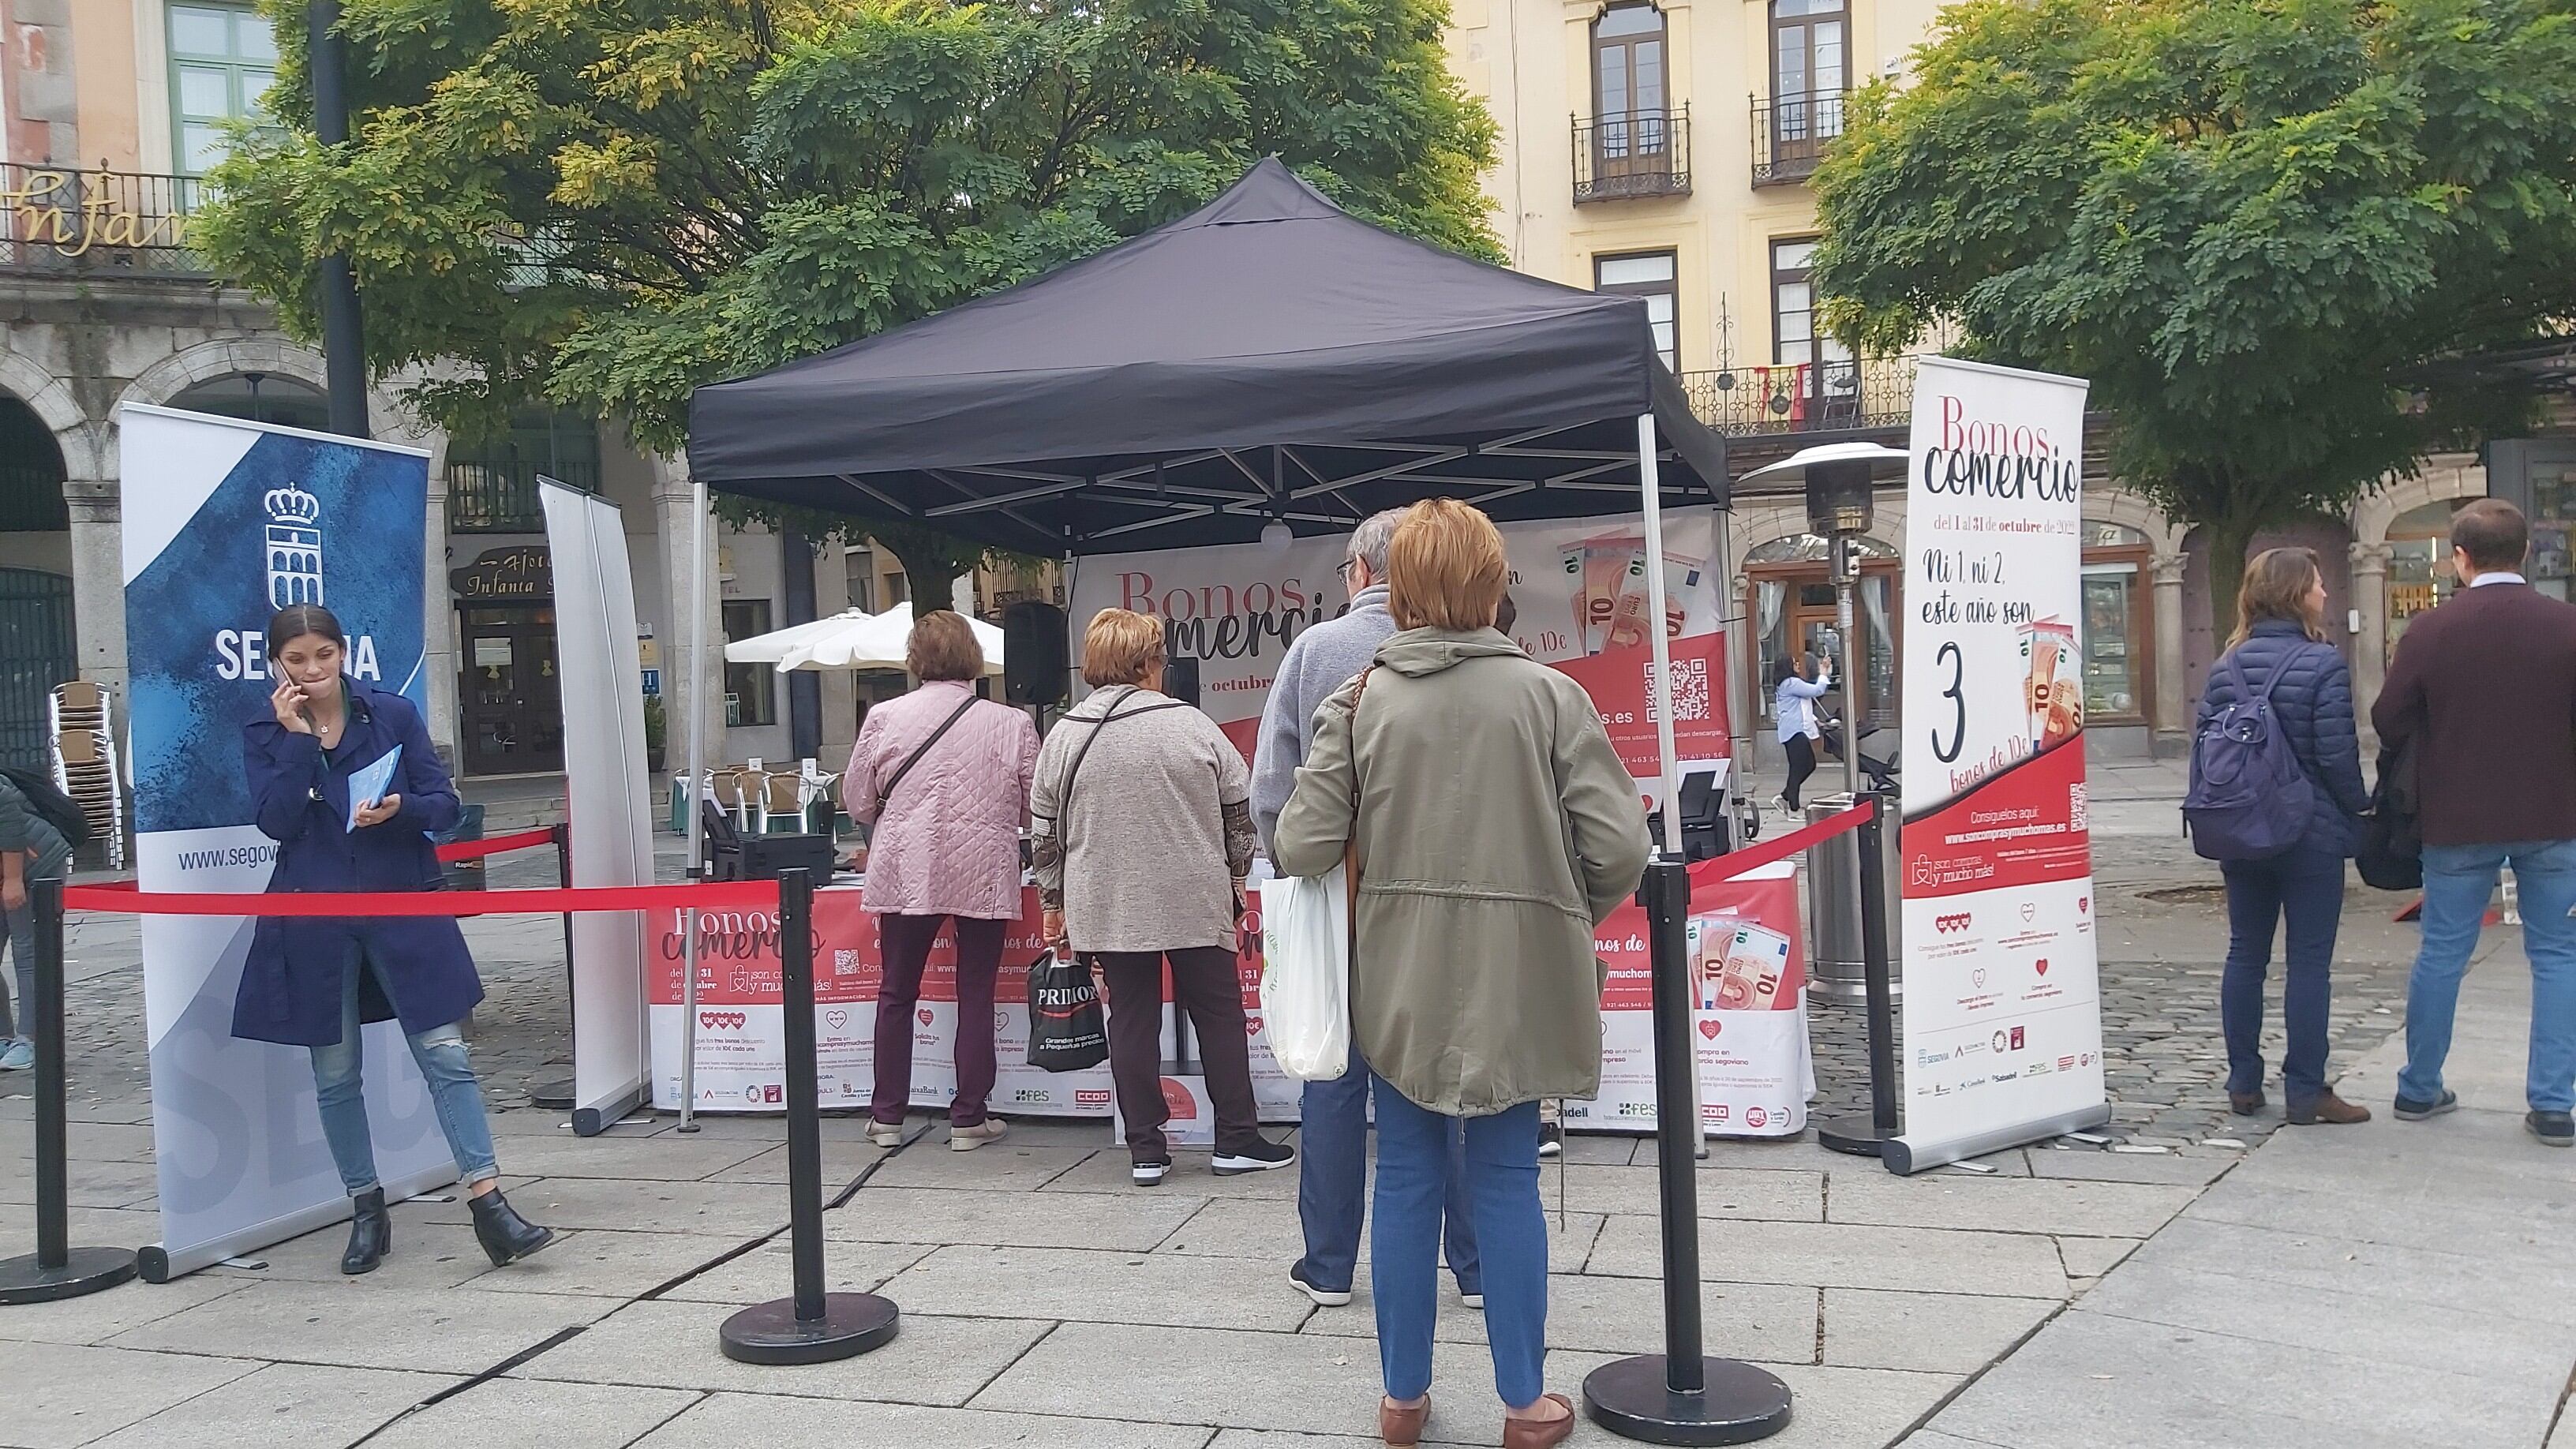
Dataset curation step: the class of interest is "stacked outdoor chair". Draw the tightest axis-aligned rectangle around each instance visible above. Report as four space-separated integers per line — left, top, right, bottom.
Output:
49 681 125 868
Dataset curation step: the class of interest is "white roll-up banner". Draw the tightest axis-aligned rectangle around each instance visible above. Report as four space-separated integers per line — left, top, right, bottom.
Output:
539 479 654 1134
1890 358 2111 1174
118 403 455 1280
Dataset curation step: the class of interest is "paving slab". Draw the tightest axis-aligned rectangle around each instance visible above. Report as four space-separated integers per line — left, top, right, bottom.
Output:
2182 1166 2574 1262
631 1390 1211 1448
103 1278 616 1375
824 1185 1203 1250
1818 1288 2057 1373
452 1227 760 1298
2053 1236 2138 1279
1046 1148 1308 1199
1157 1196 1606 1269
1586 1215 2072 1299
0 1156 159 1209
361 1376 702 1449
84 1361 458 1448
1209 1433 1383 1449
1758 1365 1968 1449
417 1176 792 1236
1298 1272 1817 1365
2077 1256 2576 1391
482 1132 778 1181
0 1340 259 1449
1930 1305 2544 1449
701 1135 891 1188
0 1273 246 1346
886 1243 1317 1331
201 1207 506 1289
1824 1170 2196 1238
653 1237 934 1305
2023 1146 2238 1186
2132 1213 2576 1328
1557 1165 1823 1222
515 1298 1048 1406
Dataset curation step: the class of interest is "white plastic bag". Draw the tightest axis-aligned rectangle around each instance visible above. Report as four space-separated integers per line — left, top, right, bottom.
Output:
1257 866 1351 1081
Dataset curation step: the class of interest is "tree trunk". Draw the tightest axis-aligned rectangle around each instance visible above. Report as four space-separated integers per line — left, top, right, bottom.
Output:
2205 513 2260 648
875 532 972 619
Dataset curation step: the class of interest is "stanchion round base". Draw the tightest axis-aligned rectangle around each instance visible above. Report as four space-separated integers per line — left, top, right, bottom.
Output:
528 1076 576 1112
1815 1114 1896 1159
0 1245 139 1305
717 1293 899 1365
1583 1355 1793 1445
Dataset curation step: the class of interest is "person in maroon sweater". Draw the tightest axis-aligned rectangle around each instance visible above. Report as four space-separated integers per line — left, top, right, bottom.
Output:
2370 498 2576 1148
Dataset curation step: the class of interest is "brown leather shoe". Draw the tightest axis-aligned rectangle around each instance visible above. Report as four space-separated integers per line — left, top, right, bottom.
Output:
1503 1393 1576 1449
1380 1395 1428 1447
2288 1091 2372 1125
2228 1090 2267 1116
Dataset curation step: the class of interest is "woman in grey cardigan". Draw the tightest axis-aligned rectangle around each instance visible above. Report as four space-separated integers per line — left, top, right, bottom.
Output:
1275 500 1650 1449
1032 607 1294 1187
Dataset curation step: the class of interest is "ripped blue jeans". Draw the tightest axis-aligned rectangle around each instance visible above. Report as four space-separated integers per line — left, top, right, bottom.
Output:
308 953 500 1195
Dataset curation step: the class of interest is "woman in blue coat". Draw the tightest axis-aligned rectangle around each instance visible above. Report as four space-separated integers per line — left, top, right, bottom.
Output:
236 605 552 1274
2195 549 2372 1128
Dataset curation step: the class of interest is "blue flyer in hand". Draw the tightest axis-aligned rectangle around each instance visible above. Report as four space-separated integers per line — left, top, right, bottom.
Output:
346 744 401 832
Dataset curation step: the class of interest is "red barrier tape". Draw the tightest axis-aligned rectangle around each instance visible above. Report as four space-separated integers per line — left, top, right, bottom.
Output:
435 826 561 863
1689 799 1875 897
62 878 780 918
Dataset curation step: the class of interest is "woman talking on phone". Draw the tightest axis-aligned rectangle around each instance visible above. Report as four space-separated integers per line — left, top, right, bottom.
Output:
234 605 553 1275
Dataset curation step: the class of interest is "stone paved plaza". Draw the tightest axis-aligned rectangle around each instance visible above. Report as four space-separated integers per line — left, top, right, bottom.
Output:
3 762 2570 1447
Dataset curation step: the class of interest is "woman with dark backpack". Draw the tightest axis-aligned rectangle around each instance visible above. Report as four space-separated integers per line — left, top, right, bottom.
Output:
2195 547 2372 1125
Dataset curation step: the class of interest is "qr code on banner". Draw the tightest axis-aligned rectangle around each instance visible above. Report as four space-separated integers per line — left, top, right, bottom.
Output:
1646 657 1711 724
2069 781 2088 832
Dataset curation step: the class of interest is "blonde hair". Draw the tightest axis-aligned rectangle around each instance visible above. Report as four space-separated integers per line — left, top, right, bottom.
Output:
1387 499 1509 631
2229 547 2325 650
904 609 985 683
1080 608 1166 687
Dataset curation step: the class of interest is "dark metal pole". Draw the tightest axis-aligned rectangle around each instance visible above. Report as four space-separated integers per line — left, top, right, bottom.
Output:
1818 794 1904 1159
307 0 369 439
719 868 899 1361
0 879 138 1304
1858 793 1900 1137
1582 856 1792 1444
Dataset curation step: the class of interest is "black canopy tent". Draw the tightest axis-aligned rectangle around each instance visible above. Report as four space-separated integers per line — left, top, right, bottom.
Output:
686 158 1731 556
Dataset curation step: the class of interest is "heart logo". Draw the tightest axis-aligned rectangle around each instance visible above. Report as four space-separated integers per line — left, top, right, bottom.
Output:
1698 1019 1720 1039
2035 959 2050 976
825 1009 848 1031
1972 968 1987 988
916 1008 933 1027
2078 897 2090 914
2020 903 2036 923
1245 1017 1264 1036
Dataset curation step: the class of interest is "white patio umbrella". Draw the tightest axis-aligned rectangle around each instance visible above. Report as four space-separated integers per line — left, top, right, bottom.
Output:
753 604 1005 675
719 608 873 665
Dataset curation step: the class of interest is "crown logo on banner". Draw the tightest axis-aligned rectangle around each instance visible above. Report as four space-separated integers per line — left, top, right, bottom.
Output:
264 483 325 609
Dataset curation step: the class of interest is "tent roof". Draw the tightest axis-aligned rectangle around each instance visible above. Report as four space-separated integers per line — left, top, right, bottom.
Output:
687 159 1727 556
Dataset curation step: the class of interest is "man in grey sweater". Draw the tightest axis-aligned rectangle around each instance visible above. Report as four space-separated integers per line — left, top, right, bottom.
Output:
1252 509 1482 1309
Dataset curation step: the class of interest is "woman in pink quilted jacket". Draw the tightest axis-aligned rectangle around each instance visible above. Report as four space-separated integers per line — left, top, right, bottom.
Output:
844 611 1039 1150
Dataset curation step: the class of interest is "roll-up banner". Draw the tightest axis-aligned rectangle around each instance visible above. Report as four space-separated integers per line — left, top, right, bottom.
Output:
538 479 654 1134
1892 358 2110 1174
118 402 455 1279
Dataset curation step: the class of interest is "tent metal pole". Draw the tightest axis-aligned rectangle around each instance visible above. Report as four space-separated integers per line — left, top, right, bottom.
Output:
680 468 709 1132
1635 414 1682 855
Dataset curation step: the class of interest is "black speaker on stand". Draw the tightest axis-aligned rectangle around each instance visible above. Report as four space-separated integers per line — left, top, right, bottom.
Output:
1161 619 1202 707
1003 601 1069 707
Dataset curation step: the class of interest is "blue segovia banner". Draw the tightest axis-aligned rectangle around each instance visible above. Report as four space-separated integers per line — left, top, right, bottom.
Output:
118 402 458 1279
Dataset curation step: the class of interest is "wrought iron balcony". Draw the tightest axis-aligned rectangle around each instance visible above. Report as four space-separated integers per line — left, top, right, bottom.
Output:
1573 107 1692 204
1680 354 1916 438
1 164 208 275
1750 91 1847 187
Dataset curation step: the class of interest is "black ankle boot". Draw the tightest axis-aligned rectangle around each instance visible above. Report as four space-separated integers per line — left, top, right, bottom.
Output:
468 1187 554 1267
341 1188 391 1275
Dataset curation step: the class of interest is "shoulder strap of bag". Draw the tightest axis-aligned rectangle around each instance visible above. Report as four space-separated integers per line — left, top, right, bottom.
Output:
1049 687 1189 841
869 693 980 817
1342 666 1375 908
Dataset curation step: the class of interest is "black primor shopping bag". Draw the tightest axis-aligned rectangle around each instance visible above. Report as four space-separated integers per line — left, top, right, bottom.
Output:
1025 949 1108 1072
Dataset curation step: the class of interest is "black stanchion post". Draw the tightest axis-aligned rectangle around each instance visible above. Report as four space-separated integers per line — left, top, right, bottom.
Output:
718 867 899 1363
1817 795 1903 1159
1582 857 1792 1445
530 823 578 1113
0 879 138 1305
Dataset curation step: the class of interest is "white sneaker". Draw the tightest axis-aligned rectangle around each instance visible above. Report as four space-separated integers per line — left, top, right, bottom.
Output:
864 1120 904 1148
0 1038 31 1072
1132 1158 1172 1186
1458 1289 1485 1310
949 1119 1009 1151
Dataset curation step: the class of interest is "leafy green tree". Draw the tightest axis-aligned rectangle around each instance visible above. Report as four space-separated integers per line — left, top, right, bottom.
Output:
200 0 1500 608
1812 0 2576 623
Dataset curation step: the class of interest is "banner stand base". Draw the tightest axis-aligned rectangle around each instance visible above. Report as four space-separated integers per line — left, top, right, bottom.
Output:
720 1291 899 1365
1584 1355 1793 1446
0 1245 137 1305
572 1083 646 1138
1814 1114 1898 1159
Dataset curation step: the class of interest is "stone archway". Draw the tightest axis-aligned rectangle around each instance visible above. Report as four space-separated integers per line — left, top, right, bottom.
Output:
2348 453 2485 744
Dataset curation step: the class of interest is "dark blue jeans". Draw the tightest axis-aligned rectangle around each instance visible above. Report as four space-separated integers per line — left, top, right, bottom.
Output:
2219 844 2346 1109
1294 1041 1479 1297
